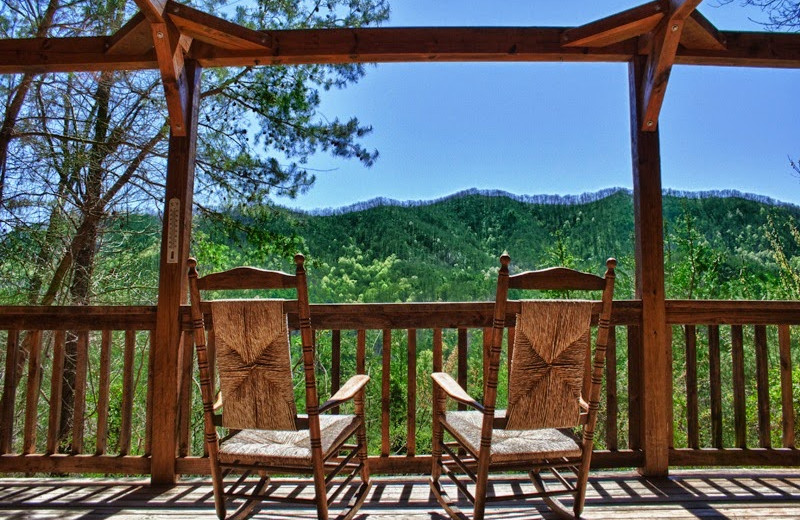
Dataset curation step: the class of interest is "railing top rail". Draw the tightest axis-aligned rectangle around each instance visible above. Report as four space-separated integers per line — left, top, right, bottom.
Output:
0 305 157 330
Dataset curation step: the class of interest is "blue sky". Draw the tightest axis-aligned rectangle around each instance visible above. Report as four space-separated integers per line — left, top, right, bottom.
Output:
275 1 800 211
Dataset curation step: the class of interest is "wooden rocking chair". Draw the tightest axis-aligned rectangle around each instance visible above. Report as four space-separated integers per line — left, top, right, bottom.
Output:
430 254 616 520
187 254 371 520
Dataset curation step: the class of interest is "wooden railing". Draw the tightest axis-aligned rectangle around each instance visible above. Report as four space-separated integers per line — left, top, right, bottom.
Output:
0 300 797 477
666 300 800 466
0 306 156 474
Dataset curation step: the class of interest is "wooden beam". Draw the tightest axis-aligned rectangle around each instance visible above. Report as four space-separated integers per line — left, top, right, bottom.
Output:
166 1 272 50
562 1 664 48
681 10 726 51
639 0 703 131
151 59 201 485
0 26 798 74
133 0 167 23
150 19 191 136
630 54 670 476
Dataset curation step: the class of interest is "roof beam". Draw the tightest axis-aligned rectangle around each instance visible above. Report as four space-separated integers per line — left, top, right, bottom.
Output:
639 0 703 131
0 26 798 74
106 12 153 55
562 1 664 48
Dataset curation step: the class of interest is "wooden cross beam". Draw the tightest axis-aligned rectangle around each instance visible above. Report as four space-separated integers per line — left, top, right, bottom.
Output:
639 0 704 131
134 0 191 136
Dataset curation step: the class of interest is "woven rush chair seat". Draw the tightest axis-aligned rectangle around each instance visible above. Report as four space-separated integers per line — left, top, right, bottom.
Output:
220 414 359 466
442 410 581 463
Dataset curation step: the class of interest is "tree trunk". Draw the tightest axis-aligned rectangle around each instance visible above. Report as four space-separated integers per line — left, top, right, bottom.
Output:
58 71 114 451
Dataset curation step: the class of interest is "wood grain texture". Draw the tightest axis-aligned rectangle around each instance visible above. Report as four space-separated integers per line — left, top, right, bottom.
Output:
755 325 771 448
708 325 722 449
150 59 200 484
407 329 417 457
46 330 65 454
95 330 112 455
562 1 663 48
630 54 670 475
777 325 794 448
731 325 746 449
22 331 43 454
70 331 89 455
685 325 699 449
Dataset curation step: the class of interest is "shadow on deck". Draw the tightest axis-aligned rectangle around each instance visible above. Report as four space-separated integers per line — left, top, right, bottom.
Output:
1 470 799 519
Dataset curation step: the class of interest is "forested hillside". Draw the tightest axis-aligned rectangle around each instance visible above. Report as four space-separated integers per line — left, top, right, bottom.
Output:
194 188 800 304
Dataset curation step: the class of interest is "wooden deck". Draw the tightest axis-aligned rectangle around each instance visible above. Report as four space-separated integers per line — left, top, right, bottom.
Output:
1 470 799 519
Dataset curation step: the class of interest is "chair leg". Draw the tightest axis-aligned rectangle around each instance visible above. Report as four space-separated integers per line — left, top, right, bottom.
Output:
431 386 446 483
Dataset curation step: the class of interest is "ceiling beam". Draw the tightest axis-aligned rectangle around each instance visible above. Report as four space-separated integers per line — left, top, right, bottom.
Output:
0 26 798 74
639 0 703 131
562 1 664 48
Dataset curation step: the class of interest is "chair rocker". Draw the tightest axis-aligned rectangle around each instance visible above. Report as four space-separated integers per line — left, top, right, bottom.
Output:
187 254 371 520
430 254 616 520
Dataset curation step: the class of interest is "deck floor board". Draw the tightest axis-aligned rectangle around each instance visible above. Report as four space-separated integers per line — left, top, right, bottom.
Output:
1 470 798 519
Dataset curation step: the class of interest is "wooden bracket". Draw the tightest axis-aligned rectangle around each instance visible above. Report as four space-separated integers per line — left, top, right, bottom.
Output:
639 0 703 132
562 1 664 48
150 18 192 136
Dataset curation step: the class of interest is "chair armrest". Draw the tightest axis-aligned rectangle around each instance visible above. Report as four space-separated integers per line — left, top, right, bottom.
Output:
319 374 370 414
431 372 484 412
213 391 223 412
579 397 589 412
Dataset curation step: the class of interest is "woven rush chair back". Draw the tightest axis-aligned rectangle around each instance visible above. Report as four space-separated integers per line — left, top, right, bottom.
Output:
188 254 316 435
505 300 592 430
211 299 296 430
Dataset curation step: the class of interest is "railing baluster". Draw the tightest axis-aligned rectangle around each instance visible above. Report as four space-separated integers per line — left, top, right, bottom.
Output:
627 325 642 450
457 329 467 411
71 331 89 454
145 330 155 456
119 329 135 455
23 330 43 454
606 326 618 451
381 329 391 457
47 330 66 454
178 331 194 457
685 325 698 449
708 325 722 449
331 330 341 414
0 329 20 454
507 326 515 385
357 330 366 375
778 325 794 448
754 325 771 448
407 329 416 457
95 330 112 455
731 325 746 448
433 328 442 373
482 327 491 393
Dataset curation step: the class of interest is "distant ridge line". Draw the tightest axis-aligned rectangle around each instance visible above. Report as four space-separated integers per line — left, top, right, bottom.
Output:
300 187 798 216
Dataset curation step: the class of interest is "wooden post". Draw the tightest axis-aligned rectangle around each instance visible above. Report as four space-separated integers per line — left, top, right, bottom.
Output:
629 54 670 477
151 59 201 485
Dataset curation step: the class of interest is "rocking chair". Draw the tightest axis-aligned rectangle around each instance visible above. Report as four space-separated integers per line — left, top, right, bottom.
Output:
430 254 616 520
187 254 371 520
